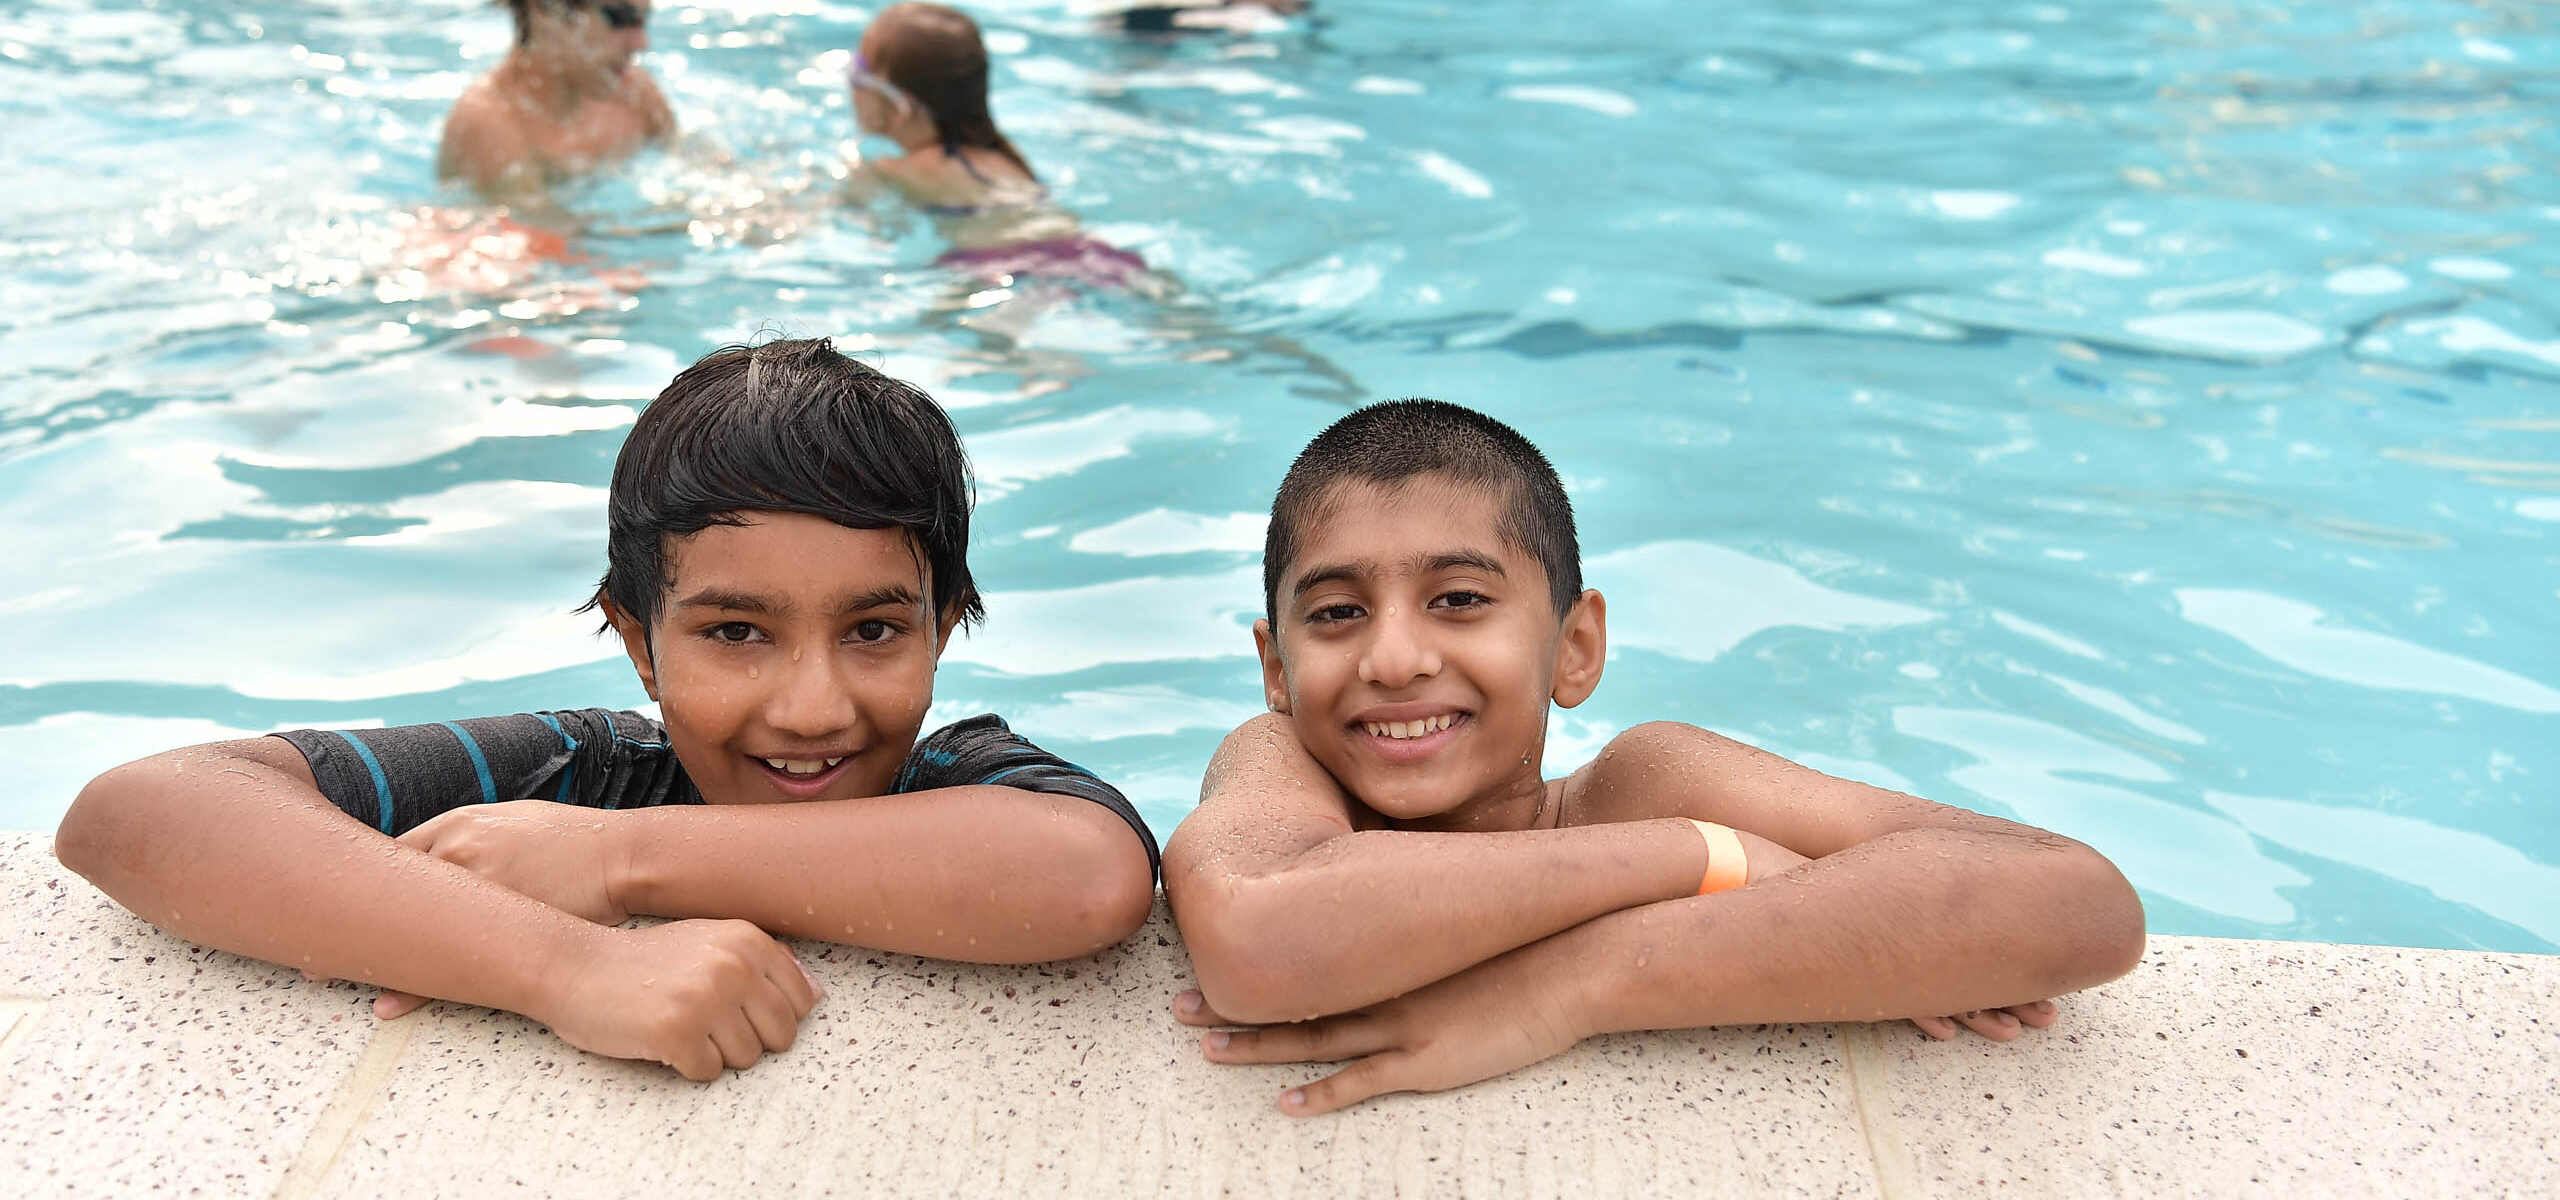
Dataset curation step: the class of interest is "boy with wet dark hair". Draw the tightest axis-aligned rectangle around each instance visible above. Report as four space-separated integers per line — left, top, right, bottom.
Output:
1164 398 2146 1116
440 0 675 192
59 338 1158 1082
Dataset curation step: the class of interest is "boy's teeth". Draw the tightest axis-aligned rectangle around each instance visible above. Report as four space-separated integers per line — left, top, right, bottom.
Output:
762 757 839 777
1363 714 1455 740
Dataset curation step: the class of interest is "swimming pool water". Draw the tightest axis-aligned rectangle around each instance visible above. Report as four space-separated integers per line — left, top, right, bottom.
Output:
3 0 2554 953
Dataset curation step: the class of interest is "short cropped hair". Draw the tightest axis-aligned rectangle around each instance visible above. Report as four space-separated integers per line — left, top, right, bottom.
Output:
593 338 984 637
1263 399 1581 620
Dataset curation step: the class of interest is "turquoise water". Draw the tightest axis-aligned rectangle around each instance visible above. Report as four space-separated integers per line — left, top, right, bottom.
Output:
3 0 2554 953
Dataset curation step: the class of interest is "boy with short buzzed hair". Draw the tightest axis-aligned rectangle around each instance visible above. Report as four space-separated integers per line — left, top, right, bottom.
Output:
59 338 1158 1082
1164 398 2146 1116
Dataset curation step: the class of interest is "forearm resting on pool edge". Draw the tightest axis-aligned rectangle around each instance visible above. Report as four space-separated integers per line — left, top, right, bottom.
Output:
608 786 1156 962
55 739 614 1019
1172 818 1803 1025
1555 825 2147 1035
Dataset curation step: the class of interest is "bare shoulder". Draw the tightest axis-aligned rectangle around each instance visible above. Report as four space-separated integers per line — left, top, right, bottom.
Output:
625 67 675 138
437 81 531 187
1164 713 1361 885
1561 721 1749 820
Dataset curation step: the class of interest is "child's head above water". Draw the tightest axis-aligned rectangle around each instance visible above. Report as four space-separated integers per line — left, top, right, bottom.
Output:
594 337 985 805
1255 399 1606 824
849 2 1036 179
499 0 651 79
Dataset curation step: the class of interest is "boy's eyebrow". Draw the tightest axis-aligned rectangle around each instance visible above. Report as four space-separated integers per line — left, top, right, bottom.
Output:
672 588 778 615
670 584 925 617
835 584 923 614
1422 550 1509 578
1290 559 1373 602
1289 550 1510 601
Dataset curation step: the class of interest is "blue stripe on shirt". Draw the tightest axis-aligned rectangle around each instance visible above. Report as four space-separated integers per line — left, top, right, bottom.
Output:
978 762 1101 787
437 721 499 806
534 712 578 805
334 731 397 834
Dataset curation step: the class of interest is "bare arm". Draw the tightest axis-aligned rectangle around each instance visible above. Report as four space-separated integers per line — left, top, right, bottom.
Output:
1558 723 2145 1024
1172 717 2140 1027
1192 722 2147 1113
607 787 1155 961
437 88 535 194
55 740 816 1080
1164 714 1795 1023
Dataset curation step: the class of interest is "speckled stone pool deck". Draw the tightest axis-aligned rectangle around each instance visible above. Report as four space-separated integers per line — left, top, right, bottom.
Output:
1 832 2552 1198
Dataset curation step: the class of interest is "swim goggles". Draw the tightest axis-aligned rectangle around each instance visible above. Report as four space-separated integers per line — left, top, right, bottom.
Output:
573 0 647 31
845 51 917 116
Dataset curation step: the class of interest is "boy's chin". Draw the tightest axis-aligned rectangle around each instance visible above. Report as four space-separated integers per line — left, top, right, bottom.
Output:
1338 770 1478 823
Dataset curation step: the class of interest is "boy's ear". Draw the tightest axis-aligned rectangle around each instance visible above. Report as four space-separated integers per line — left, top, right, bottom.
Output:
602 597 662 702
1550 589 1606 709
1252 617 1291 714
932 605 964 662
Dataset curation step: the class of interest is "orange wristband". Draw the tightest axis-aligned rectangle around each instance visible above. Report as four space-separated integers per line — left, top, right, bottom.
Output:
1688 820 1748 895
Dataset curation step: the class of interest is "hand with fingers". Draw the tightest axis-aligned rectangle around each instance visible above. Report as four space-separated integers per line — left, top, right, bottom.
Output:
360 801 638 1020
397 800 632 924
1910 999 2060 1042
1173 955 1591 1117
531 919 824 1081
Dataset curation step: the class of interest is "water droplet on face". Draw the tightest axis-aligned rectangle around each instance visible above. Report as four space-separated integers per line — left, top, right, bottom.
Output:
748 665 760 678
793 647 803 661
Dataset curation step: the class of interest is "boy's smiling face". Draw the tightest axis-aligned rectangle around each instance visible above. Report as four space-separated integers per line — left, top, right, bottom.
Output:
610 510 958 805
1256 475 1605 827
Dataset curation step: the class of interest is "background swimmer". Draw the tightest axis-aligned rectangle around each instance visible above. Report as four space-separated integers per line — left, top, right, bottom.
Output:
440 0 677 193
847 3 1136 279
844 2 1362 401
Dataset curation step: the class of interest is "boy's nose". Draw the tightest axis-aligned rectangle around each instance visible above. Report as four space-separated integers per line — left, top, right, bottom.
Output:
1358 609 1441 688
763 648 860 739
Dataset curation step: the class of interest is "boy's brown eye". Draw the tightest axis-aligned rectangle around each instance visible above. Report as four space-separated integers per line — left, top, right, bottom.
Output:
1433 591 1489 609
852 620 895 642
710 622 759 643
1309 604 1362 624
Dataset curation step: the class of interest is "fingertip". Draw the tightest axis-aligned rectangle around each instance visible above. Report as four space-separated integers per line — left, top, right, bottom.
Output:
798 960 826 1005
1278 1088 1307 1115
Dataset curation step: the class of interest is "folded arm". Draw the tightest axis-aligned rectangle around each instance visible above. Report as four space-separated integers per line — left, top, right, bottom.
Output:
1169 717 2143 1029
55 739 817 1080
599 786 1155 960
1165 714 1798 1023
1186 721 2147 1113
1200 815 2139 1114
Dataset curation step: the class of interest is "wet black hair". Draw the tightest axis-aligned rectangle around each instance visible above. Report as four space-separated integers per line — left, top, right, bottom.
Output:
869 3 1038 180
502 0 544 46
1263 398 1581 621
501 0 631 47
590 337 984 640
